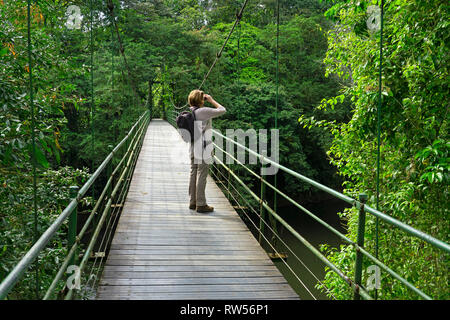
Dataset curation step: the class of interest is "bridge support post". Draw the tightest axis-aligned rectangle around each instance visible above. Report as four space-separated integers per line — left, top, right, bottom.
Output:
258 173 266 245
68 186 79 266
353 193 368 300
227 165 231 201
147 79 153 119
107 145 114 201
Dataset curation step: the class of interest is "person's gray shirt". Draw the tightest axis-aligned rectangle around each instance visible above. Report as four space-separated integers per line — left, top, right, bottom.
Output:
189 105 226 159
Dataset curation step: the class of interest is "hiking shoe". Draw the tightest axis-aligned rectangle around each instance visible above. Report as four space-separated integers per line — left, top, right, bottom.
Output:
189 204 196 210
196 205 214 213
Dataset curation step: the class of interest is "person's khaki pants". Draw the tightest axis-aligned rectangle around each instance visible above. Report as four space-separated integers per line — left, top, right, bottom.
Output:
189 156 209 206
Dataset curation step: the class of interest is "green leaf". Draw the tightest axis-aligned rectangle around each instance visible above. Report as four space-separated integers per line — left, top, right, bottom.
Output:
0 47 8 56
51 143 61 165
31 145 49 169
428 172 434 183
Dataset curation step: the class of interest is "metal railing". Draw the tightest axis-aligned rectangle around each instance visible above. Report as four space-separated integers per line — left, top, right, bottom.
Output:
168 105 450 300
0 110 150 300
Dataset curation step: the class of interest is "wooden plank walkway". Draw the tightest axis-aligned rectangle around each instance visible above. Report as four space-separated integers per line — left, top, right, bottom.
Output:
96 119 299 300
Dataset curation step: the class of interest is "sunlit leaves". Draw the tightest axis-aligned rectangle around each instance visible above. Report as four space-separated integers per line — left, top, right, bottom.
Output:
315 0 449 300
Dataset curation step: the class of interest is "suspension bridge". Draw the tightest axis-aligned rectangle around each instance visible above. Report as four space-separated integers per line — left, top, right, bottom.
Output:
1 109 448 300
1 0 449 301
94 119 299 300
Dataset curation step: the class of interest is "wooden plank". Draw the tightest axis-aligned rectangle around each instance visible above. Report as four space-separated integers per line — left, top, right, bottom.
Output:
101 265 280 272
118 215 241 221
119 217 241 222
97 283 294 293
101 270 284 279
109 240 259 246
113 231 252 237
109 244 261 250
96 291 299 300
105 260 276 267
99 276 289 286
119 213 240 219
113 223 249 233
107 249 267 255
111 235 258 242
114 228 251 234
115 224 248 230
101 254 271 261
116 222 248 228
120 211 238 217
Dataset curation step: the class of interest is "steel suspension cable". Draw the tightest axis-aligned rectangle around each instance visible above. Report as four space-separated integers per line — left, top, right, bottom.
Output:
272 0 280 245
171 2 250 113
84 166 131 295
90 0 95 202
375 0 385 301
237 20 241 80
92 115 146 290
87 144 138 295
106 0 144 134
111 22 115 143
27 0 39 299
198 0 250 90
80 14 120 299
212 143 339 298
210 162 337 299
85 123 146 287
107 0 141 101
211 159 318 300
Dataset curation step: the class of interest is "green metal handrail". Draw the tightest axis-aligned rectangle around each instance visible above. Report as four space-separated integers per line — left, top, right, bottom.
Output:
210 129 449 299
53 110 148 300
211 129 450 299
214 130 450 253
0 110 150 300
166 102 449 299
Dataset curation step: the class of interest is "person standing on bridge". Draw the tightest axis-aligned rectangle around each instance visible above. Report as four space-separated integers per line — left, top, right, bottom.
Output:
188 89 226 213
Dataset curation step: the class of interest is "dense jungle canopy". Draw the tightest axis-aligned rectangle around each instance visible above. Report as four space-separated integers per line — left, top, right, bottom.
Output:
0 0 448 299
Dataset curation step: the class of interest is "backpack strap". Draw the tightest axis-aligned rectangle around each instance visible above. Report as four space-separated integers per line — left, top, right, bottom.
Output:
191 106 205 133
191 106 207 149
192 106 199 121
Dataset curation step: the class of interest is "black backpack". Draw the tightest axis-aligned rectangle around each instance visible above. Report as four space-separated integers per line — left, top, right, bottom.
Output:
176 106 200 143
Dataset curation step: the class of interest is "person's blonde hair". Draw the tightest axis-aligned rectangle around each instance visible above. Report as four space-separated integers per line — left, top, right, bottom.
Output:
188 89 204 107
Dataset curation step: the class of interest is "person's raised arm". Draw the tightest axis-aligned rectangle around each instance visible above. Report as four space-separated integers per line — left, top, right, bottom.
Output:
204 94 224 109
198 94 226 120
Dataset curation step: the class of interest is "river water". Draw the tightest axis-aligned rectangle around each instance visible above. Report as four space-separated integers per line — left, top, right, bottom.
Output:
242 197 350 300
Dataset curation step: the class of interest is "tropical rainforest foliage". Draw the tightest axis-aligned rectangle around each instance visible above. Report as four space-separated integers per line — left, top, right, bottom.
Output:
305 0 449 300
0 0 447 299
